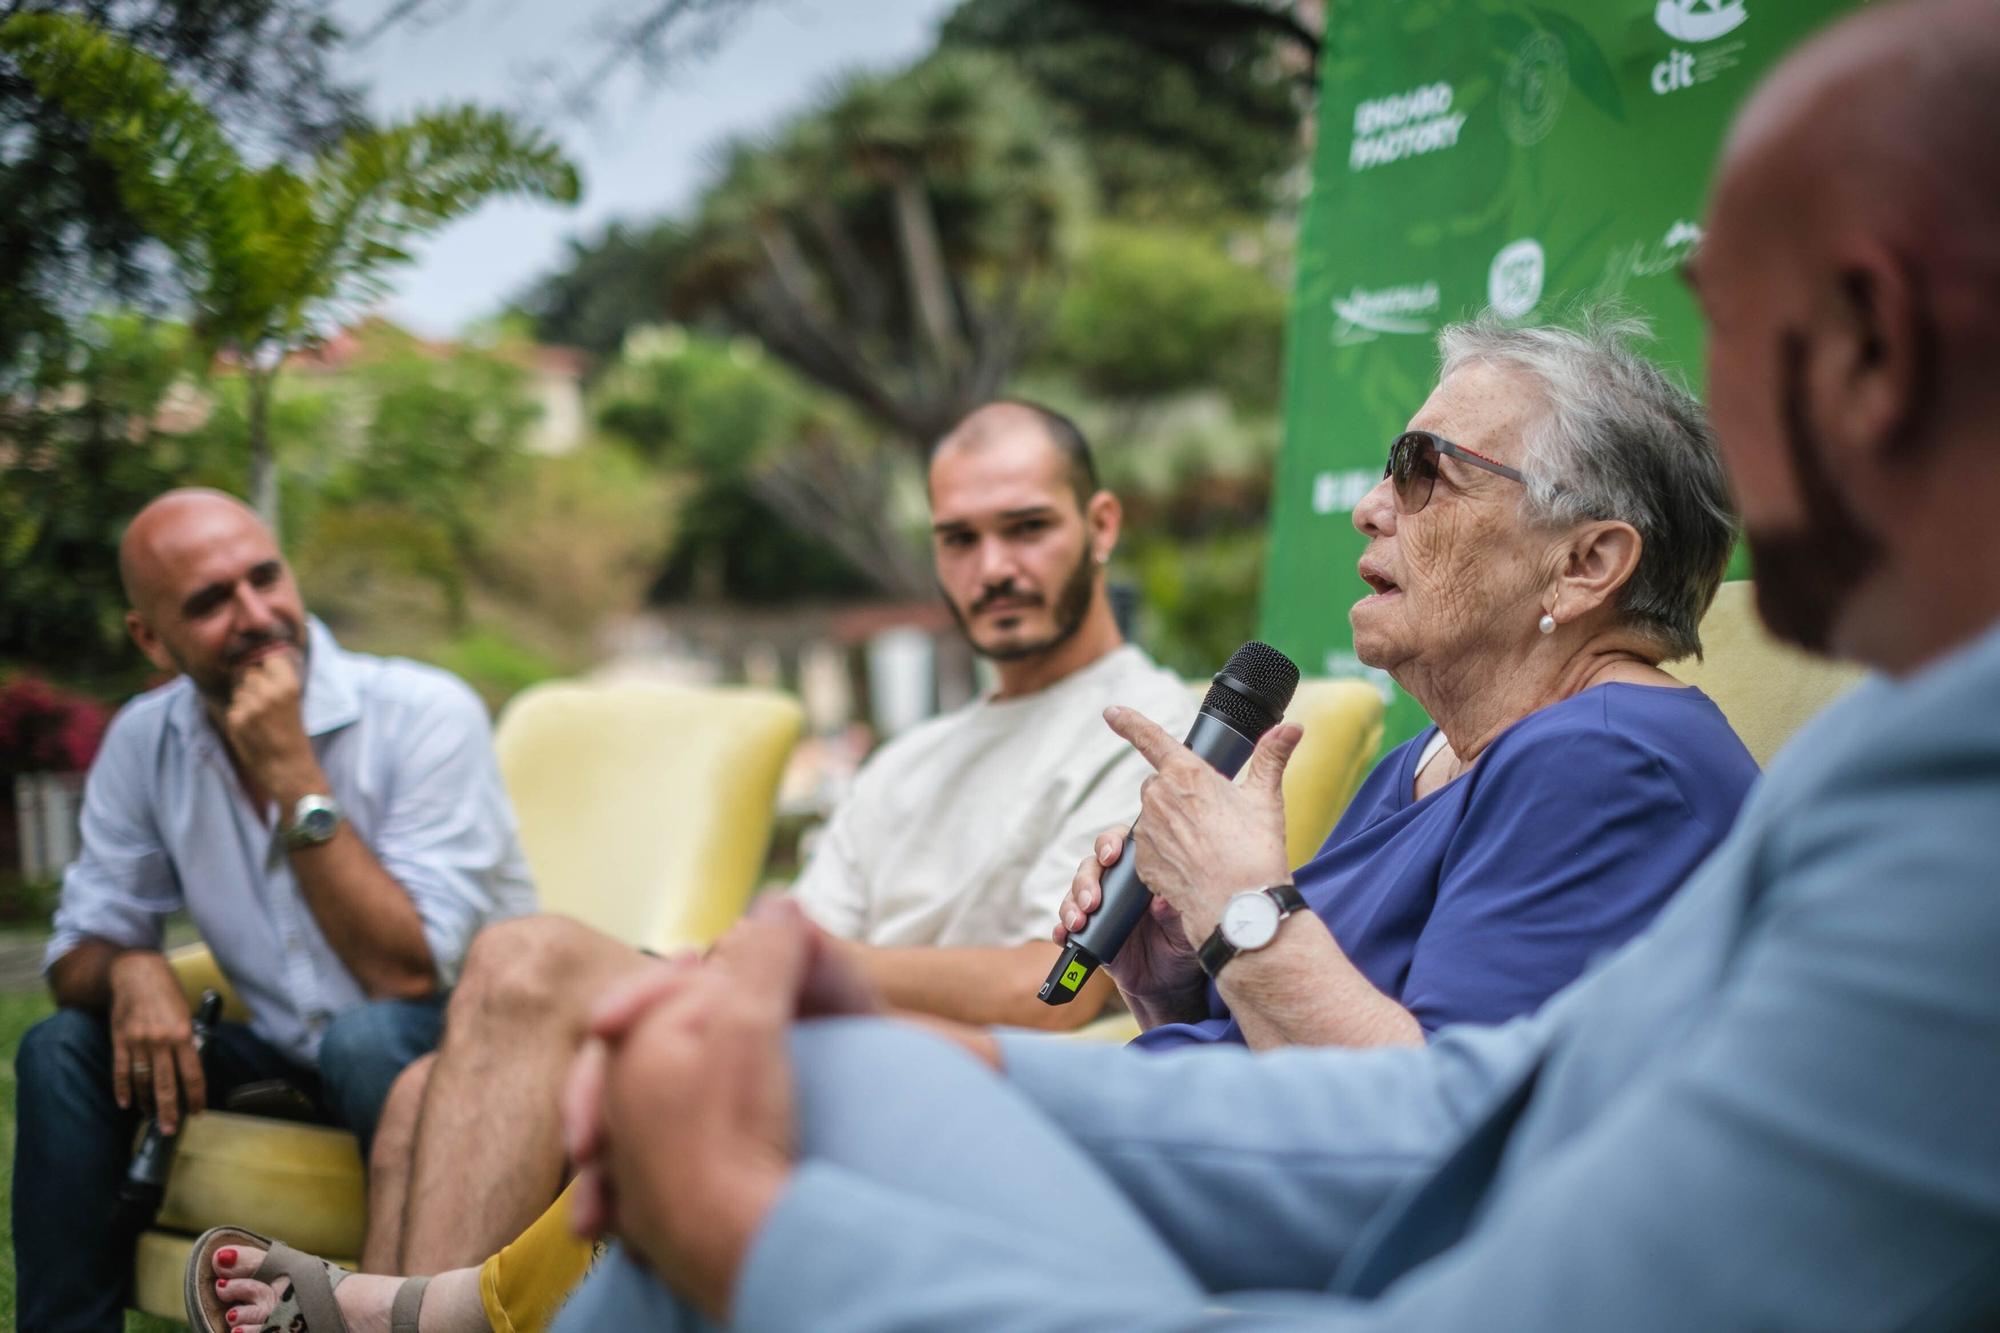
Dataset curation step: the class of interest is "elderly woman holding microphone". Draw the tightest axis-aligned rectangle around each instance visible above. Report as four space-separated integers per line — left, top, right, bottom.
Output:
1060 314 1757 1050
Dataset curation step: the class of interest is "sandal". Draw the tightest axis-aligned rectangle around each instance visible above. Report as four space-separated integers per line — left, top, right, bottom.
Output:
184 1225 430 1333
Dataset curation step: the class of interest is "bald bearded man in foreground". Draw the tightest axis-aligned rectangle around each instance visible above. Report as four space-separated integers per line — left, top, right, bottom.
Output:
524 4 2000 1328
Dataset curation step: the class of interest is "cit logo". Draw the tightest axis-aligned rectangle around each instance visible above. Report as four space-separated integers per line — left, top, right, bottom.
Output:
1488 240 1545 320
1652 48 1696 95
1655 0 1748 43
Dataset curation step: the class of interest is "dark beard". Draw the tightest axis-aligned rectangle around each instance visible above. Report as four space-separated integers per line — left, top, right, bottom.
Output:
1742 333 1888 656
944 547 1098 664
179 623 309 706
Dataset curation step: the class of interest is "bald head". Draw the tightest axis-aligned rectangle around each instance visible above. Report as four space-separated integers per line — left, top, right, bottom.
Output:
117 488 308 704
1691 0 2000 671
1715 0 2000 357
120 489 271 616
931 400 1098 510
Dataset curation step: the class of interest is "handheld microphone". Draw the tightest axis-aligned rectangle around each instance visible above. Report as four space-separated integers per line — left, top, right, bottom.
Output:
1038 641 1300 1005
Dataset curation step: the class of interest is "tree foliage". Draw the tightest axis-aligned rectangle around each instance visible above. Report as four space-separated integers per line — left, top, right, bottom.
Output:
1039 222 1287 407
938 0 1317 219
0 10 581 525
0 313 236 685
528 52 1094 596
0 0 363 389
264 324 540 626
518 221 693 363
594 328 889 602
664 51 1091 448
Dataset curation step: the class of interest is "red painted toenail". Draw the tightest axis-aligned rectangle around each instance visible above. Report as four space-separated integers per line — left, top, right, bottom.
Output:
227 1311 238 1325
217 1247 237 1267
217 1278 227 1290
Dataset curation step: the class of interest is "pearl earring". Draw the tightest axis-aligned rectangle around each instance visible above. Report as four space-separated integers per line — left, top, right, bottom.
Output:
1538 613 1556 635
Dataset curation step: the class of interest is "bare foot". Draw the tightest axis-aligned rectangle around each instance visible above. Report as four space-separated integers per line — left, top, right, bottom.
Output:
209 1244 483 1333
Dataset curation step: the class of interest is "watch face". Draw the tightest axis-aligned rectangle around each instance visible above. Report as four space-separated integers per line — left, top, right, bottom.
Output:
1221 891 1282 951
299 807 337 839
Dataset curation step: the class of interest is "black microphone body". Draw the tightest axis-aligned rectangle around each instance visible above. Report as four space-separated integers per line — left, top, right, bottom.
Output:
112 988 223 1235
1040 643 1300 1005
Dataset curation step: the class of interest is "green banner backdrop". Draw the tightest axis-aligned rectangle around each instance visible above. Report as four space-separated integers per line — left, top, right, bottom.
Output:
1259 0 1858 747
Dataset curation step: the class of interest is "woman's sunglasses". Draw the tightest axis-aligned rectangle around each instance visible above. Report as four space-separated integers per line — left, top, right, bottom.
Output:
1384 430 1528 515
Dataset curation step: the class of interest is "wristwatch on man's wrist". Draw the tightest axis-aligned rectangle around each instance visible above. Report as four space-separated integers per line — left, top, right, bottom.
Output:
281 793 343 850
1198 882 1307 979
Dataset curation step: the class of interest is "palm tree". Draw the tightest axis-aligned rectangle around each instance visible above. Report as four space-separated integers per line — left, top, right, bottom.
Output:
676 52 1090 449
650 54 1090 595
0 12 580 532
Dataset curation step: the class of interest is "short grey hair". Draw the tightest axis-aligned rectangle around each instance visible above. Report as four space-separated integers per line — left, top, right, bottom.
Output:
1436 309 1737 660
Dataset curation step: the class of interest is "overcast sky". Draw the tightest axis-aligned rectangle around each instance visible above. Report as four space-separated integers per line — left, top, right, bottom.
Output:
333 0 958 337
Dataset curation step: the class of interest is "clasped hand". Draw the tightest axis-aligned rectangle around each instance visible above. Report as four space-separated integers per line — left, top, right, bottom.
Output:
1055 706 1300 1002
559 897 884 1321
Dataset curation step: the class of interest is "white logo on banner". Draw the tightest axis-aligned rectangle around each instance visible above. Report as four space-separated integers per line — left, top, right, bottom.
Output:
1502 31 1569 147
1350 83 1467 172
1321 651 1397 705
1488 240 1546 319
1331 282 1441 345
1312 468 1380 516
1654 0 1748 43
1601 219 1705 290
1652 0 1749 96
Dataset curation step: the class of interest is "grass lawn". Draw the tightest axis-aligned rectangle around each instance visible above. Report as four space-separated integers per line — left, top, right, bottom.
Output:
0 988 183 1331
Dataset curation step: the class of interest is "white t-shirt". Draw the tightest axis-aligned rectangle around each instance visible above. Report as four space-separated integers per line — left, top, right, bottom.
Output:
793 644 1198 949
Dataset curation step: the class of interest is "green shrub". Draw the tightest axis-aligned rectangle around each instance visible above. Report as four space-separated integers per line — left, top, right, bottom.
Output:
432 629 562 713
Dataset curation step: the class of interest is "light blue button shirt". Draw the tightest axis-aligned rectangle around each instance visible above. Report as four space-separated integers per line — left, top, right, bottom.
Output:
46 619 537 1065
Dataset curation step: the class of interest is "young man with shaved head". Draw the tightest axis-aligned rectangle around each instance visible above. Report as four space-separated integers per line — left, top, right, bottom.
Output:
285 400 1191 1317
13 489 536 1333
514 3 2000 1328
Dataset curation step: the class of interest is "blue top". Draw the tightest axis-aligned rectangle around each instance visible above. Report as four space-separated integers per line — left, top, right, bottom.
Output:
1133 683 1758 1049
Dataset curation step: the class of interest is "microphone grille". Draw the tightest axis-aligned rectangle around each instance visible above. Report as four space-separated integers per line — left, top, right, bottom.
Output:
1201 641 1301 736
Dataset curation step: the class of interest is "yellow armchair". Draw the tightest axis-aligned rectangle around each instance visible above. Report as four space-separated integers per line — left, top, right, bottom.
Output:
1668 580 1864 767
491 680 804 953
1279 679 1387 867
131 681 804 1322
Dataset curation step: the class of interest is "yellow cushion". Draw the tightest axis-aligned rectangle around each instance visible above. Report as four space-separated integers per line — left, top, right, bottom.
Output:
154 1111 367 1255
1667 581 1865 768
494 681 804 952
167 942 249 1019
1280 680 1386 867
1073 1010 1144 1043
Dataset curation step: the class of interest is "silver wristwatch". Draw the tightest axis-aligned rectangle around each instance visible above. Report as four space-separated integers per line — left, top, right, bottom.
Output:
1198 882 1307 979
281 793 343 850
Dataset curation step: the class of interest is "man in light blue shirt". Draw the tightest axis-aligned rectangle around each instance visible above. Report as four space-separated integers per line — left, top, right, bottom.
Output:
13 488 534 1333
517 4 2000 1329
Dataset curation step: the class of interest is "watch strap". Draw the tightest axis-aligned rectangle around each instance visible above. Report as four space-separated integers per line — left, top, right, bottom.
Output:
1197 882 1307 979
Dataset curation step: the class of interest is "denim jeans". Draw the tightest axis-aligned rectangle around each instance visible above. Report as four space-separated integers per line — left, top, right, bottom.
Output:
12 995 445 1333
